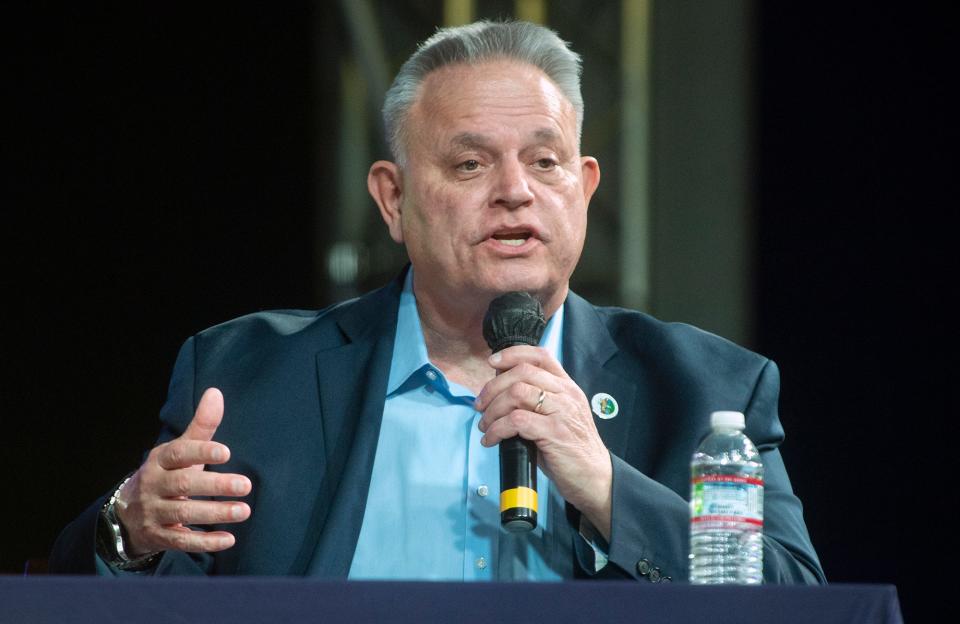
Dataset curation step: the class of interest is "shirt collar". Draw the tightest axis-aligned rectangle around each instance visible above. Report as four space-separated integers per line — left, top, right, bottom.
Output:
386 268 565 395
387 269 432 394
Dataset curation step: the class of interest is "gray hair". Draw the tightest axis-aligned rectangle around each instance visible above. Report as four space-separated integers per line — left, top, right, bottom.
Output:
383 20 584 165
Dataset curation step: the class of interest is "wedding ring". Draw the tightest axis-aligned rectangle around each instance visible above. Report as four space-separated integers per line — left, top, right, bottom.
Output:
534 388 546 414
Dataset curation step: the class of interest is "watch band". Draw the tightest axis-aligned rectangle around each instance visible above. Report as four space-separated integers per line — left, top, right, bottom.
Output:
96 473 163 571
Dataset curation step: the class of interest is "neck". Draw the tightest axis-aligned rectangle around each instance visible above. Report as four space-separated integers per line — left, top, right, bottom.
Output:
415 287 490 392
411 274 567 393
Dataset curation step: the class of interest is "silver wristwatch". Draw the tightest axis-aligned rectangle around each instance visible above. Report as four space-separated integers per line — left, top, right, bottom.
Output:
96 473 162 571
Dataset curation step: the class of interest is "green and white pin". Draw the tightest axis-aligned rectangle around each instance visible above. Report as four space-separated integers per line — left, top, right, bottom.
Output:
590 393 618 419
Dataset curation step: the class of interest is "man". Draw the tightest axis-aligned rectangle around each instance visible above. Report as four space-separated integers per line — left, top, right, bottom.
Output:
51 20 824 583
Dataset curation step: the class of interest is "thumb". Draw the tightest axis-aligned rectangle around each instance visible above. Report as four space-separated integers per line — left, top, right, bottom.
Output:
182 387 224 442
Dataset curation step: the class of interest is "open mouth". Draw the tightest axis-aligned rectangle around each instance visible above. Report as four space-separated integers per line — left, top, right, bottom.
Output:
492 231 532 247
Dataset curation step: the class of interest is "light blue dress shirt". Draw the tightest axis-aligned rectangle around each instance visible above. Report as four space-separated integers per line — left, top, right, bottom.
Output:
348 270 570 581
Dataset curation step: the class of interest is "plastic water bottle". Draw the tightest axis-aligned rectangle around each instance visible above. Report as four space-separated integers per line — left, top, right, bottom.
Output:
689 410 764 584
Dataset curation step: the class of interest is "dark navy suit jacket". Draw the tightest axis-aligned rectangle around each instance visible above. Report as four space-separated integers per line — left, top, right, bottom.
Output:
51 272 825 583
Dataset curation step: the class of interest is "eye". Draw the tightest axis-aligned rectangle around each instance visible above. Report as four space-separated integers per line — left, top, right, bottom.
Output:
457 159 481 172
534 158 558 170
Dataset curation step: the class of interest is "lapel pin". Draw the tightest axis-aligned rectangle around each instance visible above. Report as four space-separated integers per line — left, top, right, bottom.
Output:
591 393 619 419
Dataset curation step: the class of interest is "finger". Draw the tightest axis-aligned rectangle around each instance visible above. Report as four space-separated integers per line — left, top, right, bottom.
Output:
182 387 225 442
488 345 567 378
478 381 545 432
153 526 238 553
155 439 231 471
151 499 251 527
480 409 532 447
475 362 562 412
156 468 252 498
481 393 574 447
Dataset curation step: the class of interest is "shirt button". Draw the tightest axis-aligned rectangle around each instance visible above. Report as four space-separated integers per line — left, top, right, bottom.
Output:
477 485 489 497
425 369 438 381
476 557 487 570
636 559 651 576
649 567 662 583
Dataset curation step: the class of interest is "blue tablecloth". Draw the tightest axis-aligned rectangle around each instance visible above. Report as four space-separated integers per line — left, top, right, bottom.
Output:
0 576 903 624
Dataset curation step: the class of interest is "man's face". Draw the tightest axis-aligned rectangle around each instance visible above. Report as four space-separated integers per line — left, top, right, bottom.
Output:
374 60 600 313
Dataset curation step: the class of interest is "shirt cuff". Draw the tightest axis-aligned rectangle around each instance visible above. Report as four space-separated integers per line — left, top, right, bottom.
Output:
574 514 610 574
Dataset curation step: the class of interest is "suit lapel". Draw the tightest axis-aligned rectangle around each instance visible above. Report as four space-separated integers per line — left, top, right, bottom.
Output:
562 292 637 459
288 276 403 576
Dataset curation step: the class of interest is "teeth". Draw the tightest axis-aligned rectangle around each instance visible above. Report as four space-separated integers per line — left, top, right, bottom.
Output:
499 239 525 247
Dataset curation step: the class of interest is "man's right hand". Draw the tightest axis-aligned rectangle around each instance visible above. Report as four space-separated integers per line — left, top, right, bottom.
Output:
116 387 252 555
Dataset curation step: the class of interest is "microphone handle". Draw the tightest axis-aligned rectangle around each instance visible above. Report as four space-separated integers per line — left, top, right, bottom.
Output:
487 322 543 533
500 436 537 532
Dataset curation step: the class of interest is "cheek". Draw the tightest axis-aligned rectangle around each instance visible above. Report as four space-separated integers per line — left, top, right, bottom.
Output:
551 195 589 258
558 215 587 254
420 183 483 229
403 185 480 258
548 178 587 222
405 180 446 226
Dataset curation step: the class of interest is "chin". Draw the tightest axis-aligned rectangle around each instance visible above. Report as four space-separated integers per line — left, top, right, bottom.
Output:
478 270 554 300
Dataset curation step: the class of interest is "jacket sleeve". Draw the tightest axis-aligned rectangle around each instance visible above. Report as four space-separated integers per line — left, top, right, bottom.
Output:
48 338 213 576
592 360 826 584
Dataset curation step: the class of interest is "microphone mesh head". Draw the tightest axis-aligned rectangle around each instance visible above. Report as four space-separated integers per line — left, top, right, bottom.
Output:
482 292 546 352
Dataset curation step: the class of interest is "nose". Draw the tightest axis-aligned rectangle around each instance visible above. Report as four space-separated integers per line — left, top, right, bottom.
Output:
493 158 535 210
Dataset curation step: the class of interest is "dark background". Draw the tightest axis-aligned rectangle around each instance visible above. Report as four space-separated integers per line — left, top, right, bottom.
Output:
5 4 950 622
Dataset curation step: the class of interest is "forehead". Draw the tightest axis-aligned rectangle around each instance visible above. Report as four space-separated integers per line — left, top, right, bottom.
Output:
407 60 577 151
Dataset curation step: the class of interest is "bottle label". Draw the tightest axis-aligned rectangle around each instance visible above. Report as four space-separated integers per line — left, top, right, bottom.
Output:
690 475 763 525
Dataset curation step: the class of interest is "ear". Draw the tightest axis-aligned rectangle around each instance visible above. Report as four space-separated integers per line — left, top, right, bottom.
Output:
580 156 601 207
368 160 405 243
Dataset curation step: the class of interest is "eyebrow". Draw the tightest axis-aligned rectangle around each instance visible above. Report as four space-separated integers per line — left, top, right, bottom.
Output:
531 128 562 144
449 132 490 151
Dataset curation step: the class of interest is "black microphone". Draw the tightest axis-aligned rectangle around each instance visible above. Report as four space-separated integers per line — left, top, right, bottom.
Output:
482 291 546 532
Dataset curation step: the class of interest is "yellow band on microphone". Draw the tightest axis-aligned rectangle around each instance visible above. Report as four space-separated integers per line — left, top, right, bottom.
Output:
500 486 538 513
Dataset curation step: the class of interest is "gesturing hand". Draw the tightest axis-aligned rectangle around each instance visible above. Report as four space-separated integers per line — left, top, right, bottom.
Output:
116 387 252 555
475 345 613 540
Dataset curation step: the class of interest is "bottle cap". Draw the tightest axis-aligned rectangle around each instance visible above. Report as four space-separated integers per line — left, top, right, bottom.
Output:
710 410 745 430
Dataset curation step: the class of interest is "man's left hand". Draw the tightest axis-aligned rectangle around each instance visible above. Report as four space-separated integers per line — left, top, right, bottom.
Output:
475 345 612 540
